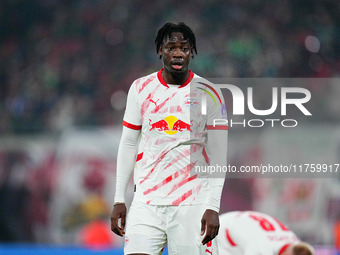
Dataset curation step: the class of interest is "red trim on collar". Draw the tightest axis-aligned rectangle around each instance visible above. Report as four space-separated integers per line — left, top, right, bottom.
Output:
278 244 291 255
157 69 194 88
179 70 194 88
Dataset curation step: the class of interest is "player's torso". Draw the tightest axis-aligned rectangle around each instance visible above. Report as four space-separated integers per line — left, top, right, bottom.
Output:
133 72 209 205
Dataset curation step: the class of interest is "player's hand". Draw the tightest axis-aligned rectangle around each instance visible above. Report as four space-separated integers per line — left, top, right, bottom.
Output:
110 203 127 237
200 209 220 245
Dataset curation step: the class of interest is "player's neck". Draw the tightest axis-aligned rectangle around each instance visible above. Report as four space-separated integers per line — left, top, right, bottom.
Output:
162 69 189 85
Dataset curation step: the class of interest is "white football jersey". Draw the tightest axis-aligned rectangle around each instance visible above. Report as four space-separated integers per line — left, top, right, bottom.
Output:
217 211 300 255
123 69 228 206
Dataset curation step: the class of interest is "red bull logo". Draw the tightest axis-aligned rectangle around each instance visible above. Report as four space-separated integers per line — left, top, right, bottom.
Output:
149 116 192 135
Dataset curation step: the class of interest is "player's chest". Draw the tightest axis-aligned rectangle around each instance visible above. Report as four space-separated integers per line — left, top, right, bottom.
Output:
140 87 204 133
140 87 202 116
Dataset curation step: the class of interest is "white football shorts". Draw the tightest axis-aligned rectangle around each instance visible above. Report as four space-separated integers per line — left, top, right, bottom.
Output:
124 200 218 255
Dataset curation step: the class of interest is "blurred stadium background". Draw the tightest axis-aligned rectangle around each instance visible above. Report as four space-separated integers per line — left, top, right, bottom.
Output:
0 0 340 254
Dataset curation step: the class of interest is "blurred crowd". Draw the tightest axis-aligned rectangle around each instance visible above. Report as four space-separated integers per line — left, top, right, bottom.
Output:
1 0 340 246
0 0 339 134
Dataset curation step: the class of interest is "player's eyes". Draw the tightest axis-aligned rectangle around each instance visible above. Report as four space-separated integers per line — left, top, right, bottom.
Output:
166 46 190 53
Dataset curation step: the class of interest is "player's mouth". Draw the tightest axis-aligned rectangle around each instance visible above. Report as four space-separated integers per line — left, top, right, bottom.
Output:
171 61 183 70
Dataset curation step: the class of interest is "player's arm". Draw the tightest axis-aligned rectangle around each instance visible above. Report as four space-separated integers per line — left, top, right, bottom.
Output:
201 128 228 245
111 81 141 237
110 126 140 236
201 84 228 245
205 128 228 212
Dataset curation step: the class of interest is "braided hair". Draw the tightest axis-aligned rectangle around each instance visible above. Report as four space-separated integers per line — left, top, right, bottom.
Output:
155 22 198 59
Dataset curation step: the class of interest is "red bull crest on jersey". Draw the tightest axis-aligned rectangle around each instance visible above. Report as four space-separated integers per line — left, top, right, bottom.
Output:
149 116 192 134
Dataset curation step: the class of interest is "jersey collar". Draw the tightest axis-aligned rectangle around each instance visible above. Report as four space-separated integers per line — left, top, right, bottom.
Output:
157 68 194 88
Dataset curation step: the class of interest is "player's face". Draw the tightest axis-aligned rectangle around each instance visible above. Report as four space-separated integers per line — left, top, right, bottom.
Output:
159 32 192 75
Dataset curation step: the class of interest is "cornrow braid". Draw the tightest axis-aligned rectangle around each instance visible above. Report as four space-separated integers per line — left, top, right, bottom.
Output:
155 22 198 59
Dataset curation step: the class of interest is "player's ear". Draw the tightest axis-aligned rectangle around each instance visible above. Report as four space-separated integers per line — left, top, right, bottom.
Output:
158 46 163 59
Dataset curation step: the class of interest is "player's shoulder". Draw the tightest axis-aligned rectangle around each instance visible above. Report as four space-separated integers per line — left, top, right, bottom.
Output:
136 71 158 82
191 73 212 87
190 74 227 110
130 71 158 90
191 75 222 95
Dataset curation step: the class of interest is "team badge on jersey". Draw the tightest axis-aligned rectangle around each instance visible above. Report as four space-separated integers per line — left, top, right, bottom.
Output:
184 98 199 109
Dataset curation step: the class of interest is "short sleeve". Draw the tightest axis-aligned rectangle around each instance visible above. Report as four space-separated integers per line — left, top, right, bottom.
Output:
207 85 228 130
122 81 142 130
